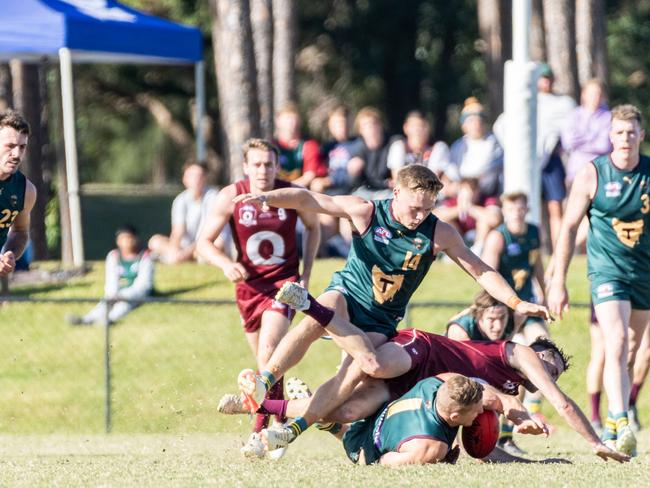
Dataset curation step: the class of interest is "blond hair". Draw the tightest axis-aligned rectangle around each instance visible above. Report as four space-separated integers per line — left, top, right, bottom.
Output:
438 374 483 411
396 165 443 195
470 290 510 321
354 106 384 131
243 138 280 163
611 104 642 125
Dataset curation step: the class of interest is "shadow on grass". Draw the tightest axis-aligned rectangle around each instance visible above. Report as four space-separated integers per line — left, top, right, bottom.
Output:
9 282 91 296
153 281 216 297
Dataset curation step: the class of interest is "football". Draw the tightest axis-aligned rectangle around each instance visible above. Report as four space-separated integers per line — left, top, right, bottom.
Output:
461 410 499 458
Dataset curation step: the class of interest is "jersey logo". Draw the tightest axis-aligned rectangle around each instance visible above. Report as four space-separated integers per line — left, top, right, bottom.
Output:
511 269 529 291
605 181 622 198
502 380 519 395
372 265 404 304
373 226 392 245
238 204 258 227
506 242 521 256
612 218 644 247
596 283 614 299
246 230 286 265
10 195 18 207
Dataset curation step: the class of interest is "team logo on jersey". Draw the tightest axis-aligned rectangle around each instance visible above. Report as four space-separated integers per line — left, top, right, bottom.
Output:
373 226 392 244
506 242 522 256
612 217 644 247
413 237 423 250
605 181 622 198
502 380 519 395
238 204 258 227
596 283 614 299
10 195 17 207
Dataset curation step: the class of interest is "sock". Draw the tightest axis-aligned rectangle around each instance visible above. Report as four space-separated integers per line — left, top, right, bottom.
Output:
317 422 342 435
254 413 270 433
304 294 335 327
630 383 642 407
267 378 285 423
286 416 309 438
590 392 602 422
499 419 514 441
260 371 276 391
258 399 288 419
524 396 542 415
614 411 629 432
602 412 617 441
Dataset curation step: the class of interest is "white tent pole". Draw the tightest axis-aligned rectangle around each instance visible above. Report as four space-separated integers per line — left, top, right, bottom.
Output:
59 47 85 267
195 61 206 162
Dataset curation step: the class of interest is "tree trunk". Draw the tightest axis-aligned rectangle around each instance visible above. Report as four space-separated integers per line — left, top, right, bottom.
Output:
477 0 512 120
251 0 274 139
543 0 580 100
0 64 12 111
211 0 261 182
272 0 297 110
575 0 608 88
10 61 48 260
530 0 546 62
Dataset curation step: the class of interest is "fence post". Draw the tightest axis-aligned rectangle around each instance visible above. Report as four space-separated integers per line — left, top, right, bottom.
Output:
103 299 112 433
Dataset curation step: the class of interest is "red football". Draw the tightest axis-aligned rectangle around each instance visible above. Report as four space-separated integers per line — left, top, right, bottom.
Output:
461 410 499 458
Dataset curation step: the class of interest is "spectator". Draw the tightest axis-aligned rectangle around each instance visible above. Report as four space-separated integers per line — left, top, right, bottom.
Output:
387 110 451 182
561 79 612 186
433 177 502 255
148 161 223 264
68 225 154 325
535 63 576 248
348 106 393 200
274 103 327 188
447 97 503 198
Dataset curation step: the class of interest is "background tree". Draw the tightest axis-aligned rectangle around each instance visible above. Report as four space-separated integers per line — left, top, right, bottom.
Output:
250 0 275 139
576 0 608 87
542 0 580 99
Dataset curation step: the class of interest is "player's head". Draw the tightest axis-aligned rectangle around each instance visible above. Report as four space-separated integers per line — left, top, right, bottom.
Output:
581 79 605 111
537 63 554 93
610 104 645 157
328 105 350 142
354 106 384 150
471 291 511 341
437 374 484 427
460 97 486 140
392 165 443 230
500 192 528 227
402 110 430 149
276 102 301 140
243 138 280 191
530 336 571 382
0 110 30 178
115 224 139 253
181 160 209 193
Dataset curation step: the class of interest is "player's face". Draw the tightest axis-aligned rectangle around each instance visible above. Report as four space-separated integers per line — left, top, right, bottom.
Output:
610 118 645 158
478 305 509 340
244 148 278 192
328 114 348 142
116 232 138 254
392 186 437 230
182 164 207 192
502 199 527 227
537 350 565 382
0 127 28 177
455 401 484 427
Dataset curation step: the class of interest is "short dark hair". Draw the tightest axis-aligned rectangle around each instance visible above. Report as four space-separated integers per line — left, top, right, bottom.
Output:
182 160 209 174
0 110 30 135
500 192 528 206
530 336 571 372
115 223 138 237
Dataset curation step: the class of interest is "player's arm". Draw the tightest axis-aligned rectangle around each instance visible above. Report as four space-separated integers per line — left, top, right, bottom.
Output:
196 185 248 283
296 208 321 290
547 163 595 317
434 221 550 320
446 323 471 341
0 180 36 276
510 344 628 462
480 229 503 269
532 246 546 305
234 187 374 233
379 437 448 466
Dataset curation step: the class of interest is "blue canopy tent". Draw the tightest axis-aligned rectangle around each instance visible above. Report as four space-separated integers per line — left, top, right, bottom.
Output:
0 0 205 266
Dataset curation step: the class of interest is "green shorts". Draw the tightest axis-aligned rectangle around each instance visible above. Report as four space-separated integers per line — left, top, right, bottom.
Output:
326 279 399 338
342 414 383 465
590 275 650 310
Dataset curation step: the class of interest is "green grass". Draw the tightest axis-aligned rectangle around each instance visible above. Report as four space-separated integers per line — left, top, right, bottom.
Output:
1 256 649 484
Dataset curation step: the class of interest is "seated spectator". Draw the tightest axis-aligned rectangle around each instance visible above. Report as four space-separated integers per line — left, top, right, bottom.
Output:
387 110 451 182
67 225 154 325
447 98 503 198
433 177 502 255
348 106 393 200
561 79 612 187
148 161 222 264
274 103 327 188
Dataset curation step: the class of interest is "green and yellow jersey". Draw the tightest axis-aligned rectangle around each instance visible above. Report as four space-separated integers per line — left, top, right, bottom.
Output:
496 223 540 303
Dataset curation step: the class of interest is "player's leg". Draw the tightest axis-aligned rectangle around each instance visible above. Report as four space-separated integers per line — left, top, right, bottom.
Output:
587 317 605 430
629 323 650 431
107 301 137 323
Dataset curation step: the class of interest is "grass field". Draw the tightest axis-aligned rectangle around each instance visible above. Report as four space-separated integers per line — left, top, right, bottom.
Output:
2 256 649 485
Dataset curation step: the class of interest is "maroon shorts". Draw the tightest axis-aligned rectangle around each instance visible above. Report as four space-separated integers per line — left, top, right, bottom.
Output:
385 330 433 400
235 279 297 333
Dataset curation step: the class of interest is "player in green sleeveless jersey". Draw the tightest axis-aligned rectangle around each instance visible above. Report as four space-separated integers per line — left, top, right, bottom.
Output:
0 110 36 276
227 165 550 453
446 290 515 341
549 104 650 457
343 375 484 465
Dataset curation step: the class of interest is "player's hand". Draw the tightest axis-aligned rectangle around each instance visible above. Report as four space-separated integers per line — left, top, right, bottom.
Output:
232 193 270 211
223 262 249 283
515 301 553 322
514 417 548 436
593 443 630 463
0 251 16 276
547 281 569 319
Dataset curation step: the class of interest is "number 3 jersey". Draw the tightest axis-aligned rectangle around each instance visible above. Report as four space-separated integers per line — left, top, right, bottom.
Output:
230 179 300 292
588 154 650 280
329 198 437 327
0 170 26 246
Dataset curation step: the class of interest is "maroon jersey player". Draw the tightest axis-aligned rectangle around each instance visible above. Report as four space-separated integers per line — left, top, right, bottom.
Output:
196 138 320 455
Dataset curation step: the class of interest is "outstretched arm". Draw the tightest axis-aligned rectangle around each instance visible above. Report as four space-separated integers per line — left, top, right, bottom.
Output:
380 438 449 466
